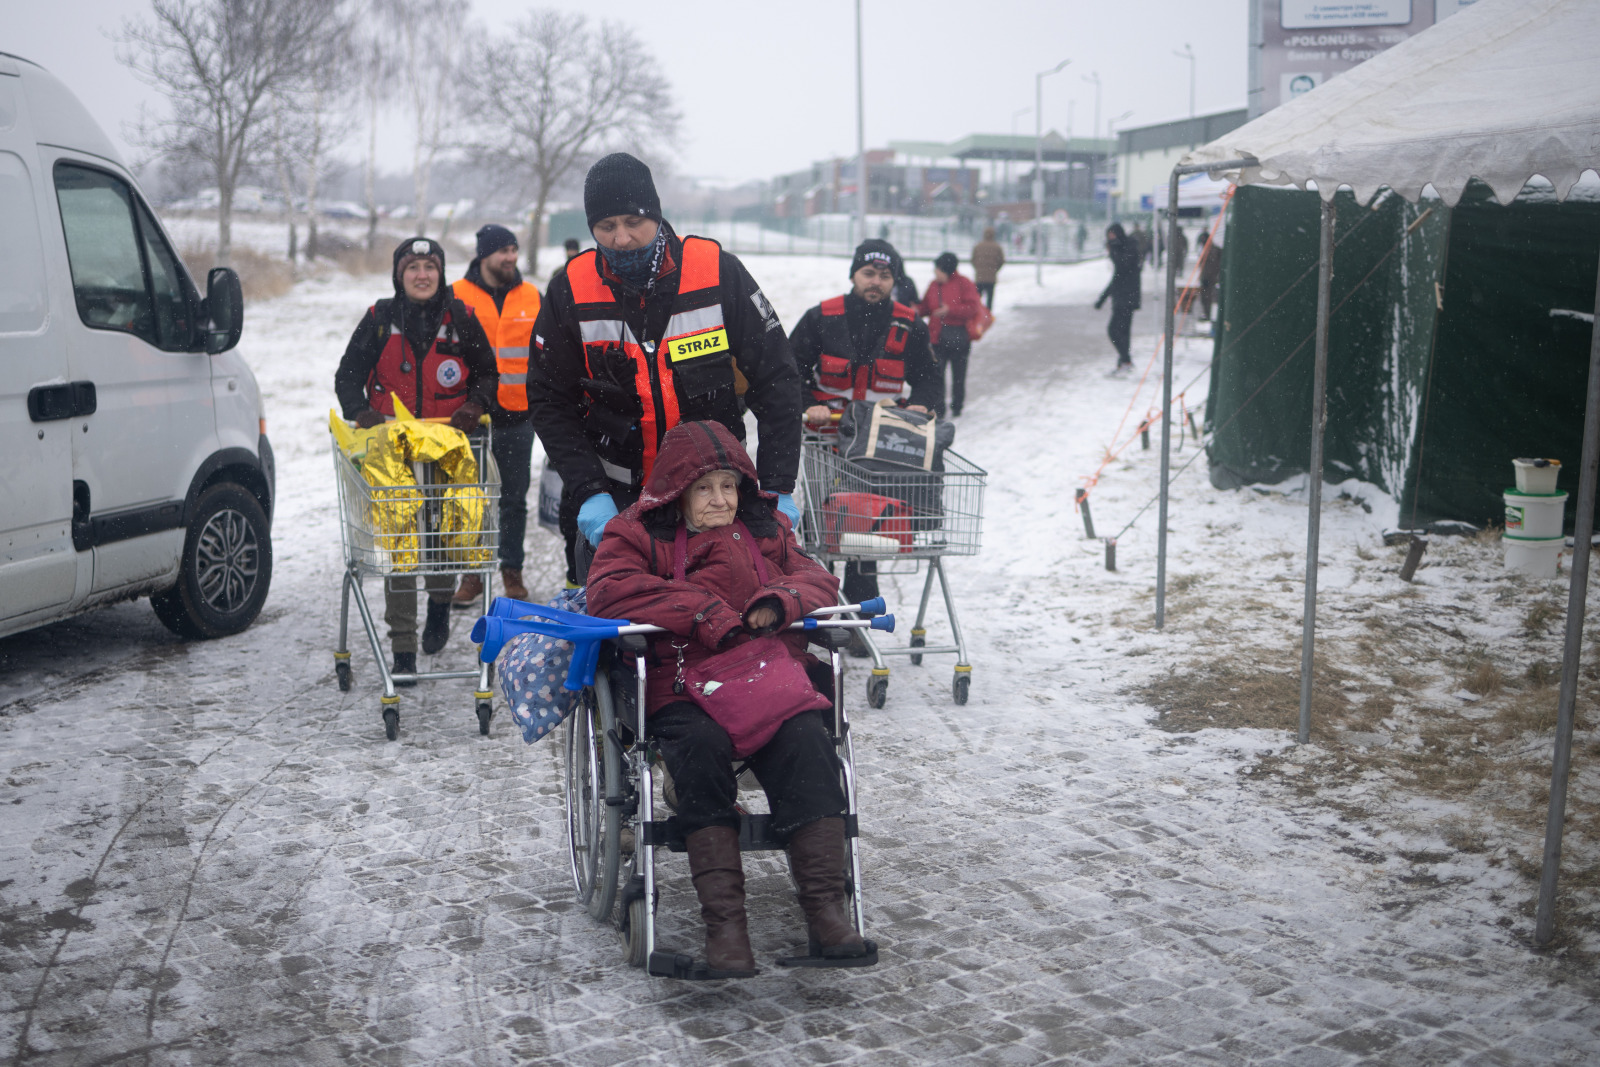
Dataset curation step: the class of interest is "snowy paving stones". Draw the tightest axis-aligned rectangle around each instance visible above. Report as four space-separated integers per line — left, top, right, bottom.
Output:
3 256 1599 1064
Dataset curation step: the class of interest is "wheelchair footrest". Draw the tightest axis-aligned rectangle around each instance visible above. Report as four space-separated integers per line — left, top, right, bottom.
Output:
775 940 879 969
646 950 758 980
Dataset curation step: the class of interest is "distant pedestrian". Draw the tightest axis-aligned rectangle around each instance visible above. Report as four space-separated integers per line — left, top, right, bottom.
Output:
1133 224 1152 264
970 227 1006 309
1198 237 1222 322
1172 225 1190 276
917 252 986 417
1075 220 1088 257
1093 223 1142 375
549 237 582 284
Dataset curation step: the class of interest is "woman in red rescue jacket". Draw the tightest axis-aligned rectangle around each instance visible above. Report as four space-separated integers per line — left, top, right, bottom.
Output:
917 251 988 417
586 420 869 978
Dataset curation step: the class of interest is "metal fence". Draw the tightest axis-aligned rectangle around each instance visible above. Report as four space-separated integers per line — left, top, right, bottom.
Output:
682 213 1099 262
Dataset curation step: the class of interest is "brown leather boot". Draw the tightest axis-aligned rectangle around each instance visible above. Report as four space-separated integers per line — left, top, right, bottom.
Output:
787 817 867 958
500 567 528 601
684 825 756 977
451 572 484 609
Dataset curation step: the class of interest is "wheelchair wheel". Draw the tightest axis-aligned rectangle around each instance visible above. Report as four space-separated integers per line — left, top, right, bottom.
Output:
621 894 649 968
565 675 622 922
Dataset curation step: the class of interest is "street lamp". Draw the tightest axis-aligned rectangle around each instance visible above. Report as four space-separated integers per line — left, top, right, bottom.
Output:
1174 43 1196 125
1036 58 1070 284
1106 110 1134 221
1083 71 1101 142
854 0 867 247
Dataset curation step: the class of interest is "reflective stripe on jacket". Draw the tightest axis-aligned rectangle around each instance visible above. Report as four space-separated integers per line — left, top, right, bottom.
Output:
813 295 912 404
566 237 725 482
453 278 541 412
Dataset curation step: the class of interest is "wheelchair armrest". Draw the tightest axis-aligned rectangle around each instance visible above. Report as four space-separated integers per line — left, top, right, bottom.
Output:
808 628 851 651
614 633 650 655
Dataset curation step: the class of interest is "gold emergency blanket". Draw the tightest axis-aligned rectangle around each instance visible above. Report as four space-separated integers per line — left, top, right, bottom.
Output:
330 399 493 572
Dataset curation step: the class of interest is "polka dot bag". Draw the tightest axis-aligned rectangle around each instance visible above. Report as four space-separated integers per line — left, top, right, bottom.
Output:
500 588 586 743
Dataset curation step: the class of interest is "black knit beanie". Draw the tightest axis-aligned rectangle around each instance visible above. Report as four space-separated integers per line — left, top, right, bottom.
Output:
475 223 517 259
584 153 662 229
849 238 898 277
934 251 959 275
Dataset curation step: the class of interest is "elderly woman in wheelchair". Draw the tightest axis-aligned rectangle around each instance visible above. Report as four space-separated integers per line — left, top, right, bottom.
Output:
585 420 873 978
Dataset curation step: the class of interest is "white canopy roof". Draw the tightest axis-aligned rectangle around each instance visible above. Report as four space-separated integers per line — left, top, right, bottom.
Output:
1181 0 1600 206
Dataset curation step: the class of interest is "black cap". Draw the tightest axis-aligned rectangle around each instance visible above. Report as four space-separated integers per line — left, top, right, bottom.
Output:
564 238 581 251
850 238 898 278
934 252 959 275
584 153 662 229
475 223 517 259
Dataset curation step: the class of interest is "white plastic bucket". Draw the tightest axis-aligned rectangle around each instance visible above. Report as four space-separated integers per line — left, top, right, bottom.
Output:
1513 457 1561 494
1504 535 1563 578
837 532 905 556
1504 490 1567 539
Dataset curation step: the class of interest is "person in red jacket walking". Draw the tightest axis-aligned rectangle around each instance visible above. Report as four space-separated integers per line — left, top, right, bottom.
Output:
917 252 986 417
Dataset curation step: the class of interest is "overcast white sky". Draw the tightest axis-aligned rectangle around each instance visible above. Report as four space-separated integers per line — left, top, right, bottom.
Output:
7 0 1247 184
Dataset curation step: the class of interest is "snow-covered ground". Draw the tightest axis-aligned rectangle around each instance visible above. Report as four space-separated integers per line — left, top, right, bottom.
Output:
4 248 1598 1063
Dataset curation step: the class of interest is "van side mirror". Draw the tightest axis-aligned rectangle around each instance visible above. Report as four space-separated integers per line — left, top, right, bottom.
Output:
203 267 244 354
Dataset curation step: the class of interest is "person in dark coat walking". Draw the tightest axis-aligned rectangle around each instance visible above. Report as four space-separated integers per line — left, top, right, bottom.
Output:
527 153 803 583
1198 236 1223 322
334 237 498 677
586 420 869 977
1094 223 1143 375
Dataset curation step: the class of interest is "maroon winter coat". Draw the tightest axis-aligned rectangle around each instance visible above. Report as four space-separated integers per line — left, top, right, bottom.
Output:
917 271 986 344
585 421 841 715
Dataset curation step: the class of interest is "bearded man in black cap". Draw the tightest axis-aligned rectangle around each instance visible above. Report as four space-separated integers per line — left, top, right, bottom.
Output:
527 152 803 578
450 223 542 606
335 237 498 680
788 239 944 646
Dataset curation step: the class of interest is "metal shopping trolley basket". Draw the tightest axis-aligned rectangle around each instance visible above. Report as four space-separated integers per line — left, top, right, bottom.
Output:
331 416 499 740
798 433 985 707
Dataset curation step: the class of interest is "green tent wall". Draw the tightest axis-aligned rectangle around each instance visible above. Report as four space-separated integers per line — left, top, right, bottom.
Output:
1206 182 1600 530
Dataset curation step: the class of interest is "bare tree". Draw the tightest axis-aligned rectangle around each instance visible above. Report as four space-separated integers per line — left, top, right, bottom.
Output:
354 0 397 251
267 10 357 263
119 0 334 265
458 11 679 274
392 0 467 237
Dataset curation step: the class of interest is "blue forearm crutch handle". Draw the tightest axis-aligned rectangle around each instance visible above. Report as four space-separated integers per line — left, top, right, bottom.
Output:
869 614 896 632
856 597 886 616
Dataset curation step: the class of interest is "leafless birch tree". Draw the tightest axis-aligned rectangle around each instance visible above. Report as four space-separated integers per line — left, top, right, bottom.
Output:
458 11 678 274
393 0 467 236
118 0 334 264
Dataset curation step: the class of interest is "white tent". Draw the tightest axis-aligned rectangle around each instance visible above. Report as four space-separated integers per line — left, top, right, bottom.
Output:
1150 0 1600 946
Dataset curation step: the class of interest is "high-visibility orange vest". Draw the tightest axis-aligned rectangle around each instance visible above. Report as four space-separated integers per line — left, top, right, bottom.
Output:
452 277 541 412
566 237 725 481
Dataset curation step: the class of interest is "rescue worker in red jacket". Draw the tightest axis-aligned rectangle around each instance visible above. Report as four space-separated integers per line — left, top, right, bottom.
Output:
917 251 987 418
334 237 498 681
528 153 803 580
789 239 944 649
450 224 541 607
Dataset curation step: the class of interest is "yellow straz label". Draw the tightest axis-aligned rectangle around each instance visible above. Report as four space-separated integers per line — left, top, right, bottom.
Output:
666 328 729 361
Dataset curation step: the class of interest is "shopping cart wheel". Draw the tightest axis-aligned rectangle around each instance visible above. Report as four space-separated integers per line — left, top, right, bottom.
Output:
866 675 888 709
336 660 352 692
383 707 399 741
476 701 494 736
952 673 970 705
909 633 925 667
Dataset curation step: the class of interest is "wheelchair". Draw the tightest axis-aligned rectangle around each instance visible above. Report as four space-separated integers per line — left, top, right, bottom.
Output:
476 595 890 977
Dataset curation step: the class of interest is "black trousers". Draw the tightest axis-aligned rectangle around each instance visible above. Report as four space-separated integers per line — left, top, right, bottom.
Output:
842 561 878 605
492 420 535 570
936 325 972 414
975 281 995 309
650 662 845 841
1108 303 1135 365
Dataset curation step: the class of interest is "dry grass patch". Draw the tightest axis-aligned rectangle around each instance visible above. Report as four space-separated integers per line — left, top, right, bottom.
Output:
180 243 295 301
1524 599 1563 635
1135 652 1359 739
1463 659 1505 697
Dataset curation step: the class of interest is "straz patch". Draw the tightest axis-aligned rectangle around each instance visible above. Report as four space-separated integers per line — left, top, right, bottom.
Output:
666 328 730 362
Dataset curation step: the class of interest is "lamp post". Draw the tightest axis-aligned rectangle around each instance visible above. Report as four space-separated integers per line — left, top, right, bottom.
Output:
1008 106 1030 200
1083 71 1101 141
1107 109 1133 221
1174 44 1196 141
854 0 867 248
1036 58 1070 284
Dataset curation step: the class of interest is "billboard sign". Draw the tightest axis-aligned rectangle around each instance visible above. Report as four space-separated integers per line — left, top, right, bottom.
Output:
1250 0 1476 117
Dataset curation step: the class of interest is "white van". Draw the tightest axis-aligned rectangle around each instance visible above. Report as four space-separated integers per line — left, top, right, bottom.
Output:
0 53 272 640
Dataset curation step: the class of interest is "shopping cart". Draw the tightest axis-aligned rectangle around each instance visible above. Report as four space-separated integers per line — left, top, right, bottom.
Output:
797 432 986 707
332 418 499 740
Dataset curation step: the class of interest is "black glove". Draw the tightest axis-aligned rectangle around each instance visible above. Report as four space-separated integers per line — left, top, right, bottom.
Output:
354 409 384 429
449 402 485 433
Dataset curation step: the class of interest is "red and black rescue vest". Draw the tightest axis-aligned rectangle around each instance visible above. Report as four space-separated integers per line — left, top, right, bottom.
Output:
365 299 473 418
812 296 913 405
568 237 726 482
453 278 540 412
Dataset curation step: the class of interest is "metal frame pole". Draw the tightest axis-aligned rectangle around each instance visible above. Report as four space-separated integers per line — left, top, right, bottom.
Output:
1035 75 1045 284
1156 168 1181 628
854 0 866 248
1534 241 1600 946
1298 196 1336 744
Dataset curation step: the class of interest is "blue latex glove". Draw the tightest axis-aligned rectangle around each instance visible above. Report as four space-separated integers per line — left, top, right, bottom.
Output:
774 493 801 531
577 492 619 547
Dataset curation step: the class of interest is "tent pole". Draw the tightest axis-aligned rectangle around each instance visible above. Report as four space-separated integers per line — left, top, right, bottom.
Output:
1534 242 1600 946
1156 168 1181 628
1298 196 1335 745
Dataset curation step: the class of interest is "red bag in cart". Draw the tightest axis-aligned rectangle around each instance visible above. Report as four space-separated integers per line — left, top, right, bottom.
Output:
820 492 913 555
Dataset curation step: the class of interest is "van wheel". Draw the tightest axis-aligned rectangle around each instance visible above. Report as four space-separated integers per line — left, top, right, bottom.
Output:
151 482 272 639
